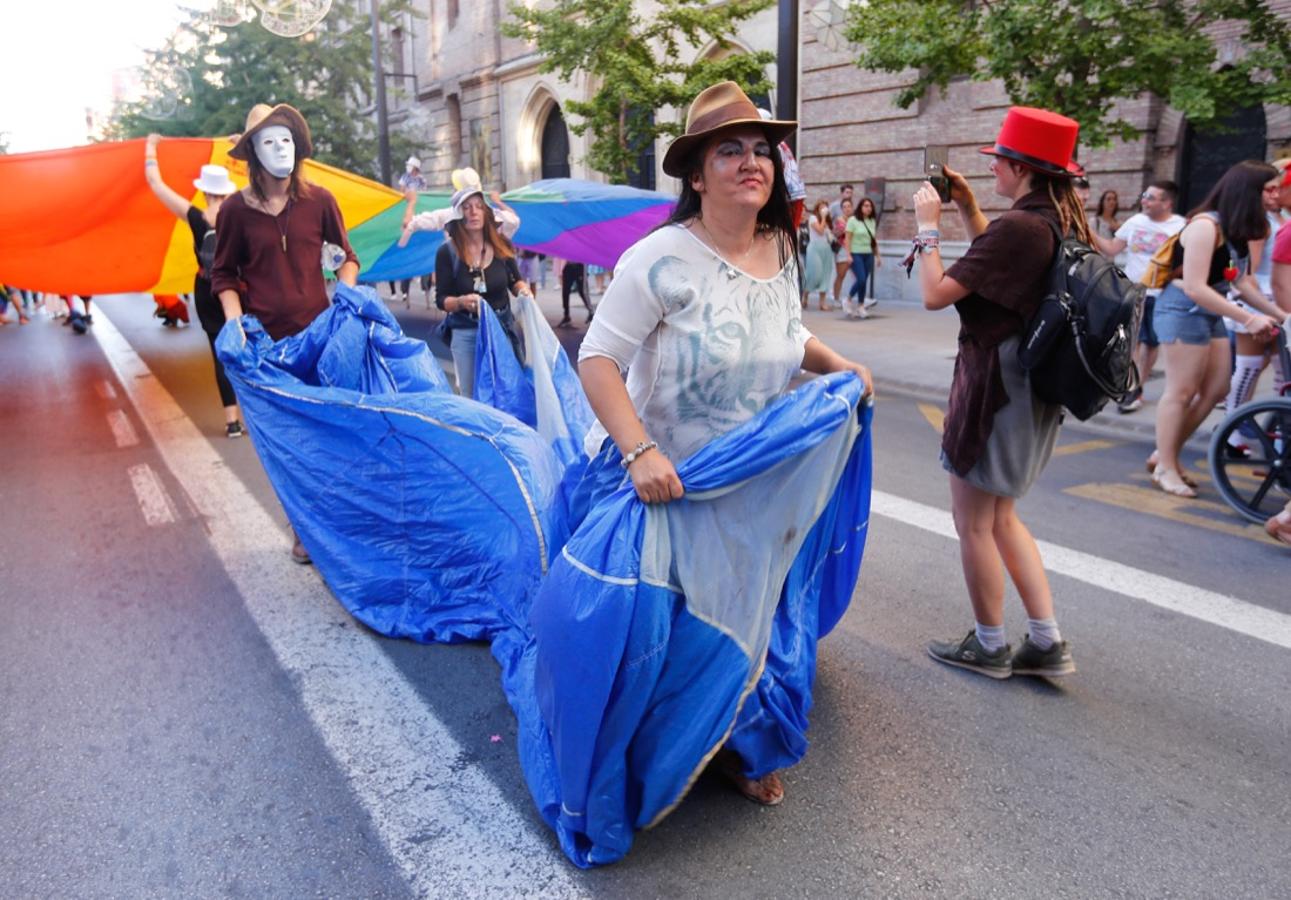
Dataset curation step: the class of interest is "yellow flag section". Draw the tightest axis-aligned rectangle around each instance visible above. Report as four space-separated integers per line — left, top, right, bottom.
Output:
0 138 405 296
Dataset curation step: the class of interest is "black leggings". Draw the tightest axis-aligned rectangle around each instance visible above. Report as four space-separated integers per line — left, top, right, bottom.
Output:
561 264 590 315
205 329 237 408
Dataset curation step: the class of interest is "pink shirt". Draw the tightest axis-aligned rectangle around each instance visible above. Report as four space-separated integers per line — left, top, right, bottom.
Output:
1272 217 1291 265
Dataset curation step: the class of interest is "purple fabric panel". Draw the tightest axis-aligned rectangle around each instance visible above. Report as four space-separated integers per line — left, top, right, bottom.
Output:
517 205 673 269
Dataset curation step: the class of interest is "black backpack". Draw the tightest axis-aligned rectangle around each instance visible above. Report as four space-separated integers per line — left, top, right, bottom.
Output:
1017 218 1143 420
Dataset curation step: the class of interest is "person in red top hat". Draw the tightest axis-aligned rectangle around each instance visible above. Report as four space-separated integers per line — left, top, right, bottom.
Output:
908 106 1089 680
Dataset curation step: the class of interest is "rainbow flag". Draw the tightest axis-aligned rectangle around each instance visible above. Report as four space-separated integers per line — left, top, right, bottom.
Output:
0 138 420 295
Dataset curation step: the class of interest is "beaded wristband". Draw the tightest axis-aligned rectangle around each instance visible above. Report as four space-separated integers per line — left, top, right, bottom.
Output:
621 440 658 470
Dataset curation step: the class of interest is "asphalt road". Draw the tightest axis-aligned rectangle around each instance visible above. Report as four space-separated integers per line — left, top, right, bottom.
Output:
1 295 1286 899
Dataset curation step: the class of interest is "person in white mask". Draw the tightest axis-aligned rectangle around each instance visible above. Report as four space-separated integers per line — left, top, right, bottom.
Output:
211 102 360 564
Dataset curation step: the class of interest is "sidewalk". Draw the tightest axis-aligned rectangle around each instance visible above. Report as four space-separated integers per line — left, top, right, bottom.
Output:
379 282 1254 452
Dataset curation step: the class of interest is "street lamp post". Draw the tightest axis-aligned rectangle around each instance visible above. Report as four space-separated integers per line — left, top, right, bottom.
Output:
370 0 392 186
777 0 798 154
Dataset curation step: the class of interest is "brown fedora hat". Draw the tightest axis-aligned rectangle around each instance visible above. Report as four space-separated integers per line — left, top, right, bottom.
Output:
661 81 796 178
229 103 314 161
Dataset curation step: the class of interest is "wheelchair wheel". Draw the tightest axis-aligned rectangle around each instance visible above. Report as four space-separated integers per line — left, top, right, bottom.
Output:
1208 397 1291 524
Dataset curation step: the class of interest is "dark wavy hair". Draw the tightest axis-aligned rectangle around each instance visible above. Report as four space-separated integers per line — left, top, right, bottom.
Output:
1188 160 1278 252
657 125 799 272
854 196 879 222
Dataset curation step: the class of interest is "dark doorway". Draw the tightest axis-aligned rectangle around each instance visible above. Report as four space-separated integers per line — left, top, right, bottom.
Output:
1178 103 1267 212
541 106 571 180
626 106 656 191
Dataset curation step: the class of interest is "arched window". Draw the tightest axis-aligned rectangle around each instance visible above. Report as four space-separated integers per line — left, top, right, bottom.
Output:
541 105 571 179
446 94 463 167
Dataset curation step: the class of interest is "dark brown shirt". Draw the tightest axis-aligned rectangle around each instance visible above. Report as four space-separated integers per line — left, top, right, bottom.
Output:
941 190 1060 474
211 185 358 341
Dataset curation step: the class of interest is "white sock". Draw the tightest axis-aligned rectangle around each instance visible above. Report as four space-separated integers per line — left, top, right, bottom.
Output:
1226 354 1265 421
974 621 1007 653
1027 617 1062 650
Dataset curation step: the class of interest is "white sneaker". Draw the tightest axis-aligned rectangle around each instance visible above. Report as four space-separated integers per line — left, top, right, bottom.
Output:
862 295 878 309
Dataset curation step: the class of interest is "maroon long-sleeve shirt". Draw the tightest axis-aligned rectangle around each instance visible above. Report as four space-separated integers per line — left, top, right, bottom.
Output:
211 185 358 340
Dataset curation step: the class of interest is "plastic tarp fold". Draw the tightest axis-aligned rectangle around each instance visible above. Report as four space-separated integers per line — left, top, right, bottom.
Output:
214 287 873 868
216 284 570 643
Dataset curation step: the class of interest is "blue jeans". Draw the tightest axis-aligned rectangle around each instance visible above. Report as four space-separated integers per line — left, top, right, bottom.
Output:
848 253 873 299
450 326 478 398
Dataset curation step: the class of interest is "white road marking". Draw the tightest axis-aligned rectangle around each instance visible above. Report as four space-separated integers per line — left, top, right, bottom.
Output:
872 490 1291 651
127 463 177 526
106 409 139 448
92 309 582 896
96 379 118 400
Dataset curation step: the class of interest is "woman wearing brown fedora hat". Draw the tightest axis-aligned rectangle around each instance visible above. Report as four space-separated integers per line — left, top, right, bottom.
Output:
211 102 360 564
909 106 1087 681
576 81 873 806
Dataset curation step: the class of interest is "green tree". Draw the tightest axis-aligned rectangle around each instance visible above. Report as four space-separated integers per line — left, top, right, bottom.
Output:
845 0 1291 147
106 0 416 181
503 0 776 183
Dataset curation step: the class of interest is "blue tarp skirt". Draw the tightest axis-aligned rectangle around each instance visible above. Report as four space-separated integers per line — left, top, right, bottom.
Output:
218 284 874 867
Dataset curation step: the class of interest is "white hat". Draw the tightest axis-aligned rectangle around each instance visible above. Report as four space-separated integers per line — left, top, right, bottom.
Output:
445 185 489 223
406 155 421 170
193 164 236 195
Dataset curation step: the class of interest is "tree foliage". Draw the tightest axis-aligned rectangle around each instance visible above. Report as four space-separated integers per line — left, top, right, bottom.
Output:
503 0 776 183
106 0 416 181
845 0 1291 147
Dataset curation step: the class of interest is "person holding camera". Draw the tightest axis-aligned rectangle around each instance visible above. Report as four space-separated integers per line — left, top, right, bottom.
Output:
909 107 1087 680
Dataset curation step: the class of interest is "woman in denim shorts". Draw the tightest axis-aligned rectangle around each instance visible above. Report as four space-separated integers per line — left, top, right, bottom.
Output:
1151 160 1283 497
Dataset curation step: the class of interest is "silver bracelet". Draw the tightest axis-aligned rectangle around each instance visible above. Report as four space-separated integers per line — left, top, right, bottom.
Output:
145 159 158 167
620 440 658 470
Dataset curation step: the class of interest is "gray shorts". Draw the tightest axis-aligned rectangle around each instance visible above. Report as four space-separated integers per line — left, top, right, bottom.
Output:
940 335 1063 498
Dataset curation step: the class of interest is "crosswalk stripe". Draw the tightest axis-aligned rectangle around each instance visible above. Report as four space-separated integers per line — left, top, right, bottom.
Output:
106 409 139 448
127 463 177 526
872 489 1291 650
91 310 583 898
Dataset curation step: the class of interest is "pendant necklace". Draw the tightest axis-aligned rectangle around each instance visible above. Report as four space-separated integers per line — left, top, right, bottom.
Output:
697 217 757 275
275 199 293 253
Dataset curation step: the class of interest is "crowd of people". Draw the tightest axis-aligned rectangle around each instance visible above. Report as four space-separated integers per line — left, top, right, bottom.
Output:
4 85 1288 861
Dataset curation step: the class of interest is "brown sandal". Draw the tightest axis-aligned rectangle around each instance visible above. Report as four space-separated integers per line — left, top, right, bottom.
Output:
712 750 785 806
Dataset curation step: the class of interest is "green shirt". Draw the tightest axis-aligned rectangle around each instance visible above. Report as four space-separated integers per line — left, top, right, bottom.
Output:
846 216 877 255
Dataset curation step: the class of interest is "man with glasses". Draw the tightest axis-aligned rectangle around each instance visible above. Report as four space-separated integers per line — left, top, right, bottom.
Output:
1092 180 1185 412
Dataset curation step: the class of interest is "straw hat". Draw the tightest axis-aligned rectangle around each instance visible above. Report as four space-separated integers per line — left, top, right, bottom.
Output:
662 81 795 178
228 103 313 161
978 107 1081 178
192 164 236 195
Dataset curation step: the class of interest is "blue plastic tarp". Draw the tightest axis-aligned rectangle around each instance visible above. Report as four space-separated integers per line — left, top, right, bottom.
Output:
216 285 874 868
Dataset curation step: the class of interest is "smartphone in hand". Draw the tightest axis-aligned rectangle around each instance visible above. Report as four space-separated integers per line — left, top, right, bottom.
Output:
923 145 952 203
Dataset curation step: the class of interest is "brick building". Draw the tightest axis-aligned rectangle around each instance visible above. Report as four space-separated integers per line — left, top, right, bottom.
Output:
379 0 1289 295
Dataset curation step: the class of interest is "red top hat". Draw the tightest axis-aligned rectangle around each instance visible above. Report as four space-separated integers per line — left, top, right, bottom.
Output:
979 107 1081 177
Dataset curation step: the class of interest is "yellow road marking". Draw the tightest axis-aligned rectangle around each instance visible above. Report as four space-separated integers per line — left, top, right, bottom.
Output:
1051 439 1117 457
1065 482 1279 545
917 402 945 434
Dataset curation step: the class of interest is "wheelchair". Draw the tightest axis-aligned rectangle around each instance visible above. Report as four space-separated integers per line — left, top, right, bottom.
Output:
1208 328 1291 524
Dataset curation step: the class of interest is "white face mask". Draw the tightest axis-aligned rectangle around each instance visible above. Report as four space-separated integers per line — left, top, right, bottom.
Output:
254 125 295 179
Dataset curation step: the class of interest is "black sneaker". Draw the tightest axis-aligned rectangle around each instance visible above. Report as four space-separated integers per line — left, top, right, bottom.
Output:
557 316 572 328
1010 635 1076 677
927 631 1012 679
226 420 245 439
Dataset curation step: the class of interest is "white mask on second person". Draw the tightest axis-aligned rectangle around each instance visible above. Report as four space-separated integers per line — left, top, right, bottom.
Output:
254 125 295 179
